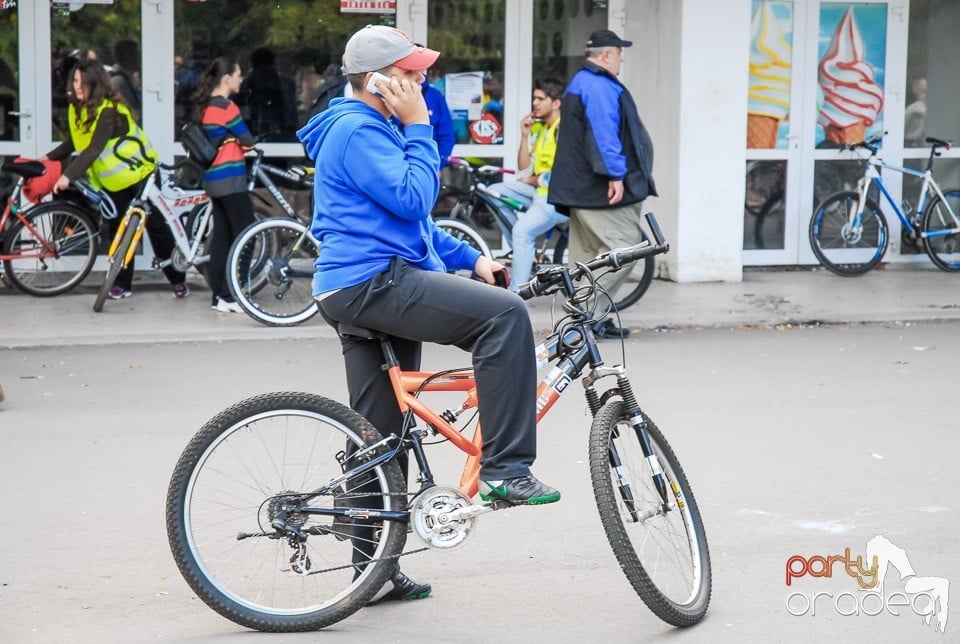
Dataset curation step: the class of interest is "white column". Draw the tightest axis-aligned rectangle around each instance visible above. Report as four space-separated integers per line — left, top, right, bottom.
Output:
142 0 176 163
624 0 750 282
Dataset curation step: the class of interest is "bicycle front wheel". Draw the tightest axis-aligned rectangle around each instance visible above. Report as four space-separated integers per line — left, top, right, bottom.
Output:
809 191 888 276
166 392 407 632
2 202 98 296
921 189 960 271
93 212 140 312
589 401 711 627
227 217 320 327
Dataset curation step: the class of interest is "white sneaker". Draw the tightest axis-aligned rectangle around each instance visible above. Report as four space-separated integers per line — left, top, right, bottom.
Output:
211 298 243 313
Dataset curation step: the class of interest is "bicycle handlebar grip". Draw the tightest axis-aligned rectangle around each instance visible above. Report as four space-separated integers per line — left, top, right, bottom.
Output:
645 212 666 246
517 280 540 301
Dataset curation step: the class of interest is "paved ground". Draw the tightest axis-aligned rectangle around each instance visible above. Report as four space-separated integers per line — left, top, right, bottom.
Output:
1 264 958 642
2 263 960 348
0 325 956 643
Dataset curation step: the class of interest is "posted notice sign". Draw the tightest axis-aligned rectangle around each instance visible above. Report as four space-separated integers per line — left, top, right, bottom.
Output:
340 0 396 13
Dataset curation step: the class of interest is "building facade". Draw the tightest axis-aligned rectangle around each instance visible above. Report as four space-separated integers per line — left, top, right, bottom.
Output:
1 0 957 281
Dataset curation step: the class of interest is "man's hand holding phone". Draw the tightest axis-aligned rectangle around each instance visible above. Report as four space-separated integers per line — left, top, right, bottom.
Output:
366 71 428 126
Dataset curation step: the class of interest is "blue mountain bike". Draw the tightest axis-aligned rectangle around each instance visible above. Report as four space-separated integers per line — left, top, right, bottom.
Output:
809 135 960 275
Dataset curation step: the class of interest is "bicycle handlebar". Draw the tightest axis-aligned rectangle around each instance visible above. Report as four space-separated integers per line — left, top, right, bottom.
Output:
517 212 670 301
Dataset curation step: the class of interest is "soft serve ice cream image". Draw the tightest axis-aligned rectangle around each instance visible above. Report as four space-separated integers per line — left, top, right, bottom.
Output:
747 1 792 149
817 6 884 146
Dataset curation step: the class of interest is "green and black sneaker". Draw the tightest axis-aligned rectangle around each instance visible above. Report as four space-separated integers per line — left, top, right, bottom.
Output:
479 475 561 505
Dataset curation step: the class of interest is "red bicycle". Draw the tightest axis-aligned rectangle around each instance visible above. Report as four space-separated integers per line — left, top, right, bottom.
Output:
0 159 98 296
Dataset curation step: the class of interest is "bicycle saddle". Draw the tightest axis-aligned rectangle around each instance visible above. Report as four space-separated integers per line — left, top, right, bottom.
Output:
338 323 387 341
2 160 47 178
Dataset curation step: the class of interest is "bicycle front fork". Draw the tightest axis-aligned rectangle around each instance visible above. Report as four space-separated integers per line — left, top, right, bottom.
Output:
587 373 673 514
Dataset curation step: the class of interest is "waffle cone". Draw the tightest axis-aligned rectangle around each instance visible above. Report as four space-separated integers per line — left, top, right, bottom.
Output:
747 115 779 149
824 122 866 146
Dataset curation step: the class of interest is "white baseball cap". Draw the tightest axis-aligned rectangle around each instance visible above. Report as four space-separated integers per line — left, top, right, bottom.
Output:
342 25 440 74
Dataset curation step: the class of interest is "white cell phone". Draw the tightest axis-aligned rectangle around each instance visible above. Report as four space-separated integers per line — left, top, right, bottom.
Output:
366 72 392 96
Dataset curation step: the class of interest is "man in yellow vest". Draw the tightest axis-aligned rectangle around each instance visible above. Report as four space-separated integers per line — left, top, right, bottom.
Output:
487 78 566 290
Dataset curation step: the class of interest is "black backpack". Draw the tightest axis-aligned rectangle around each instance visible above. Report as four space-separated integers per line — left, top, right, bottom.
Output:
179 121 219 167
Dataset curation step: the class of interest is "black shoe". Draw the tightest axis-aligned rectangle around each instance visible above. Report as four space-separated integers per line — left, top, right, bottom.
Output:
479 474 561 505
369 571 432 605
592 318 630 339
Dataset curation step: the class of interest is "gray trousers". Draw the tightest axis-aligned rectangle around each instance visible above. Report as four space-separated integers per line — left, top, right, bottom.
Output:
318 258 538 480
569 202 645 305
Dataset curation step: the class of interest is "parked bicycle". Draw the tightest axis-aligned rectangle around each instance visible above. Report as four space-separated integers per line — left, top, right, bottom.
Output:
227 152 491 327
809 135 960 275
93 161 212 311
437 157 655 310
166 212 711 632
0 159 98 296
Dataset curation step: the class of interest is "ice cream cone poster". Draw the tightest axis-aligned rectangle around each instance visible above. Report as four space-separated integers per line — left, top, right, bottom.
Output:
816 4 886 148
747 1 792 149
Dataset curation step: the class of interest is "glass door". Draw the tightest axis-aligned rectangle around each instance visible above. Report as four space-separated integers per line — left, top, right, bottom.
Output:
0 0 40 168
800 1 892 265
745 1 899 266
743 1 803 264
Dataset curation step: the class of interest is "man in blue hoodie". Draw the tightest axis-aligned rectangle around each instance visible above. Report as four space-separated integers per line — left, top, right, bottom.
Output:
297 25 560 603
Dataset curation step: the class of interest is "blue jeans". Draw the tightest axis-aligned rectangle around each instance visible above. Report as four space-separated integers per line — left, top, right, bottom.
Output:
488 181 568 289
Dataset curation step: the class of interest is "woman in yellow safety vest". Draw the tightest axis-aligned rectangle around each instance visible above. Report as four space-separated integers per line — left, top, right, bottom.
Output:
42 59 188 300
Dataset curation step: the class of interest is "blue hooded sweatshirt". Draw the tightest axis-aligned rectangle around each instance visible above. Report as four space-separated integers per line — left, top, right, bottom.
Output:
297 97 481 296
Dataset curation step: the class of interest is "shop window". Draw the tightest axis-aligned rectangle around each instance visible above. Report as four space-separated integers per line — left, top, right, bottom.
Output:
49 0 143 140
532 1 607 83
174 0 394 143
744 160 786 250
428 0 506 146
905 1 960 148
0 2 18 143
814 4 886 149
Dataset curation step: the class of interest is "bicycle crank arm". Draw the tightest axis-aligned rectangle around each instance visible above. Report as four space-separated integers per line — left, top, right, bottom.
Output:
443 502 499 523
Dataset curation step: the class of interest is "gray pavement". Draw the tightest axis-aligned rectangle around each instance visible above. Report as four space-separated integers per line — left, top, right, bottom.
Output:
2 263 960 348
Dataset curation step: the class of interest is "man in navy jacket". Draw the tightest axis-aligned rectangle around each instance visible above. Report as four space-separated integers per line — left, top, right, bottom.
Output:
549 29 657 338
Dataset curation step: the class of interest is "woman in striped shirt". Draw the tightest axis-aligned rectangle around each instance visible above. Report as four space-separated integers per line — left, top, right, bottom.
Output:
193 57 256 313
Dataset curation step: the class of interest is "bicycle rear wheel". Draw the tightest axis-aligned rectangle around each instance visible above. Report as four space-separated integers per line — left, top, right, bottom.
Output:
809 191 888 276
921 189 960 271
227 217 320 327
93 212 140 312
435 218 492 278
552 230 655 312
589 401 711 627
2 202 98 296
166 392 407 632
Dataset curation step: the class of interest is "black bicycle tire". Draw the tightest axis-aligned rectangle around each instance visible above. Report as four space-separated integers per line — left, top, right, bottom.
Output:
436 218 492 259
609 229 656 311
165 391 407 632
589 401 711 627
549 228 654 311
93 213 140 312
809 192 888 276
1 203 98 296
550 231 568 265
184 203 216 289
921 189 960 272
752 191 784 250
227 217 320 327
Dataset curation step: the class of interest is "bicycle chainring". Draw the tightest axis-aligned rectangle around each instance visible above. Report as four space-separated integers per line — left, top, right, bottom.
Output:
410 486 477 550
170 247 191 273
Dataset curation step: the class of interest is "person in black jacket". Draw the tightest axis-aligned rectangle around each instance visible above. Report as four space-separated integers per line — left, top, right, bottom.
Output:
548 29 657 339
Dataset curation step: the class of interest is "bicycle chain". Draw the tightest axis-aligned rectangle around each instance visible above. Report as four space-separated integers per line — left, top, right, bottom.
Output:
304 546 429 576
